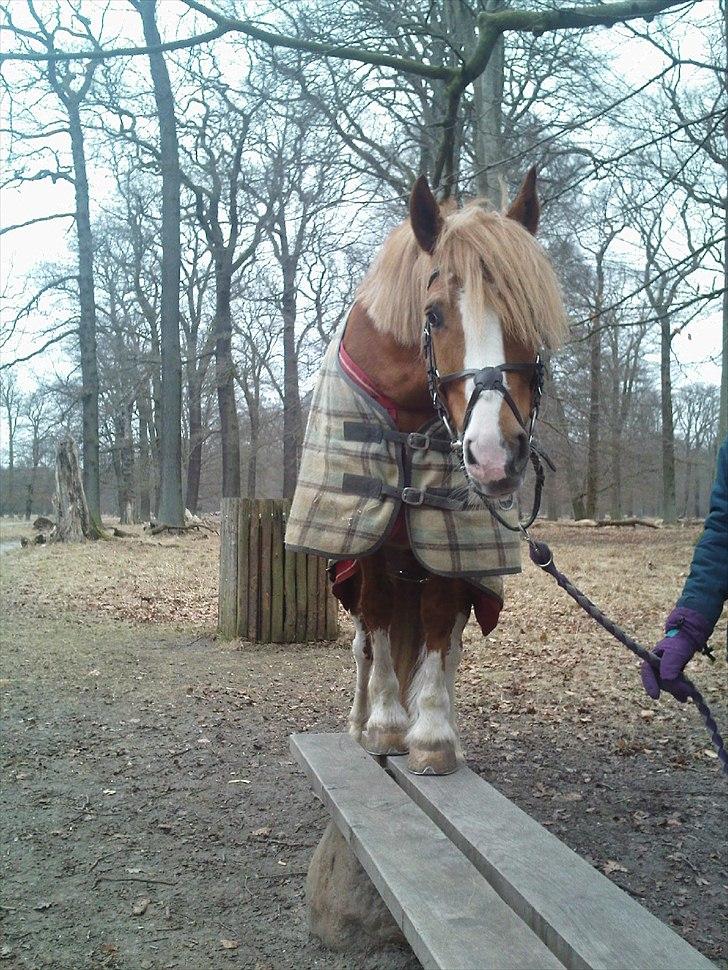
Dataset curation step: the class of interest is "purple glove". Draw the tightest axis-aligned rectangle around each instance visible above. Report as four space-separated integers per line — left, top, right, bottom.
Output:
641 606 711 702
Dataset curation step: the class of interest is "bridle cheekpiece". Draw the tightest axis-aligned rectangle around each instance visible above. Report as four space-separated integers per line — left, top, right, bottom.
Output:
422 268 552 531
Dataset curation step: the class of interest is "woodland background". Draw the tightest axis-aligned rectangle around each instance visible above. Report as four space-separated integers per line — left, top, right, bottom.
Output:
0 0 725 528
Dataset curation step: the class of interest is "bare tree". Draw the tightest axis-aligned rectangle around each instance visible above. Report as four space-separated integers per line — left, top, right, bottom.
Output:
1 1 104 533
0 372 22 513
132 0 184 528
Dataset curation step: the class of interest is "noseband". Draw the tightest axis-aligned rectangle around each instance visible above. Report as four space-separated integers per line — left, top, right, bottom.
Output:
421 270 551 531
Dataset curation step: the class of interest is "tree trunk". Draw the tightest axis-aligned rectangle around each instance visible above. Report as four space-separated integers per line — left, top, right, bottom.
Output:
585 326 602 519
120 404 136 524
137 395 152 521
694 466 701 519
215 263 241 498
5 408 14 514
247 404 260 498
473 0 505 201
551 389 586 519
185 378 203 514
138 0 184 528
67 100 103 535
282 267 302 498
54 437 95 542
683 454 692 518
609 340 622 520
660 313 677 522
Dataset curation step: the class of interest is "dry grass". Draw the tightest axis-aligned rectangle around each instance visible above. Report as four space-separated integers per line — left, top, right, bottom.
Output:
1 518 724 762
0 516 35 544
0 522 218 629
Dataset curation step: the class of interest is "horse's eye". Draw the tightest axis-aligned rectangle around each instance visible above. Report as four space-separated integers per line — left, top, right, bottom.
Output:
425 306 444 330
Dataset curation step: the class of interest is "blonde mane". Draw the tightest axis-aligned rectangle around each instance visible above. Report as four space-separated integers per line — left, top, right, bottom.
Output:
356 199 568 351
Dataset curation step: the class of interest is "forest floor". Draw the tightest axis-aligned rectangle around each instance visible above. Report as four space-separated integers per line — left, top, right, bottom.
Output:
0 519 726 969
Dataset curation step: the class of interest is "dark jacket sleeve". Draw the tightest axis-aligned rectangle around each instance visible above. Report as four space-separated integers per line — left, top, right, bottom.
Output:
677 437 728 633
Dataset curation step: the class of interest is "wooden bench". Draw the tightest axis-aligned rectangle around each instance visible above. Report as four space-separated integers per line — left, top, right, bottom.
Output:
291 733 716 970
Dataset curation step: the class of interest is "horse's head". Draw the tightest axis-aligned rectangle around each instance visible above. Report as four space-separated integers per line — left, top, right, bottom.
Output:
409 169 566 499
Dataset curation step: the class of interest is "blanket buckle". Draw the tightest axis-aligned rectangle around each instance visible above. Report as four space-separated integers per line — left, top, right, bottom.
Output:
402 486 425 506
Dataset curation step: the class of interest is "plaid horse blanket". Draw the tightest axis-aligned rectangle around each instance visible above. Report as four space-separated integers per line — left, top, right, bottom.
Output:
285 331 521 597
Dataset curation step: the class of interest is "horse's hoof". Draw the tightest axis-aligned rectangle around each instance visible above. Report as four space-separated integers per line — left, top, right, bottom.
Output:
407 742 458 776
362 727 408 756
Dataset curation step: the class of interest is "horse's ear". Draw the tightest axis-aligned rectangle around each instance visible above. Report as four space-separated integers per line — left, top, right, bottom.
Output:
410 176 443 254
506 166 540 235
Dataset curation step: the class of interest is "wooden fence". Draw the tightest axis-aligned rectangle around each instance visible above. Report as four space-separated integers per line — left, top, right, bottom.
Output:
218 498 339 643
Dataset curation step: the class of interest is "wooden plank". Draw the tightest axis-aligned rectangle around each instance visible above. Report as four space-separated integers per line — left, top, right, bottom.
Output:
325 573 339 641
259 499 273 644
295 551 307 643
236 499 251 640
291 733 563 970
385 758 716 970
306 553 318 642
270 502 285 643
316 556 328 640
283 502 297 643
217 498 239 639
247 502 260 642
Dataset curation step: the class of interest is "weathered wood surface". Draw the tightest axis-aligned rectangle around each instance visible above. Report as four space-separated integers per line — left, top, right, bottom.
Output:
218 497 239 639
291 732 564 970
386 756 716 970
236 499 251 638
271 502 285 643
218 499 339 643
259 499 273 643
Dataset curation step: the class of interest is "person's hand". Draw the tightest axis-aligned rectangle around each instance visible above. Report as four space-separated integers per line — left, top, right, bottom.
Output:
641 607 711 702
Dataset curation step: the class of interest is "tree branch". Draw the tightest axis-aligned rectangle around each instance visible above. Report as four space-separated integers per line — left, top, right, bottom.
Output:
0 210 75 237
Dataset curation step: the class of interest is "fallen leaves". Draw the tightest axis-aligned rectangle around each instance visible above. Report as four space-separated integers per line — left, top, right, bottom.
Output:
602 860 630 876
131 897 150 916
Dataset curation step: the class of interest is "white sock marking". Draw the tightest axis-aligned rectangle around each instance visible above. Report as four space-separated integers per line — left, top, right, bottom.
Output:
348 617 371 741
367 629 409 733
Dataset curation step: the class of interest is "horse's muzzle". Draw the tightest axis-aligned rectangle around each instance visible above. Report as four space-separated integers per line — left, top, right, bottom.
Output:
465 432 528 497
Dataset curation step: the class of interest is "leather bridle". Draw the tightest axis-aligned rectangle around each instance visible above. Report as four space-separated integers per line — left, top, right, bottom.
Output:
421 270 552 531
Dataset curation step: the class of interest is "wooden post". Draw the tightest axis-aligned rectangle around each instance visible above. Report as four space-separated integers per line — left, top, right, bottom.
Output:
295 550 308 643
218 497 240 639
271 502 285 642
316 556 328 640
218 497 340 644
259 499 273 644
283 501 297 642
306 554 319 642
248 502 260 641
236 499 251 640
326 575 339 640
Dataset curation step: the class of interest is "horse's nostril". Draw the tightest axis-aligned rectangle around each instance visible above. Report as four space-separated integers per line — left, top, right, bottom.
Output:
465 442 477 466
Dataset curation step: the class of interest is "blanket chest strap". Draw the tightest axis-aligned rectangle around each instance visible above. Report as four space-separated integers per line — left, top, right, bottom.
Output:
342 473 467 512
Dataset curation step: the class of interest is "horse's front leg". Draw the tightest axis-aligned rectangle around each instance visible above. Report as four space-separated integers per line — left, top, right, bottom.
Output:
406 578 470 775
348 616 371 742
358 554 409 755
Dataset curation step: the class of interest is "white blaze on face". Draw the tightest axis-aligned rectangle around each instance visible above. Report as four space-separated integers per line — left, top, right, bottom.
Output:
458 288 509 484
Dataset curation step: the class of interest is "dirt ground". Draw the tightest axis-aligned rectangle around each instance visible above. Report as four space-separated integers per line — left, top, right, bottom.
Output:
0 519 726 969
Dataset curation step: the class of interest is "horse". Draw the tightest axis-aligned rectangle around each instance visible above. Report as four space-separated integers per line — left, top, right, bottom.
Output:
296 169 567 776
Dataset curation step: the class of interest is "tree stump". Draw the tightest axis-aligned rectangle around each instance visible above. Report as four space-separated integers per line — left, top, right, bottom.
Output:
306 820 409 954
53 437 94 542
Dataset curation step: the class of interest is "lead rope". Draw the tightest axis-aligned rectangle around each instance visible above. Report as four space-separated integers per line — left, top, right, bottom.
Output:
526 535 728 778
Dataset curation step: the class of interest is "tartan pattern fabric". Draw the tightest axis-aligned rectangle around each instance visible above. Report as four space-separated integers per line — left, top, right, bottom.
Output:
285 332 522 587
